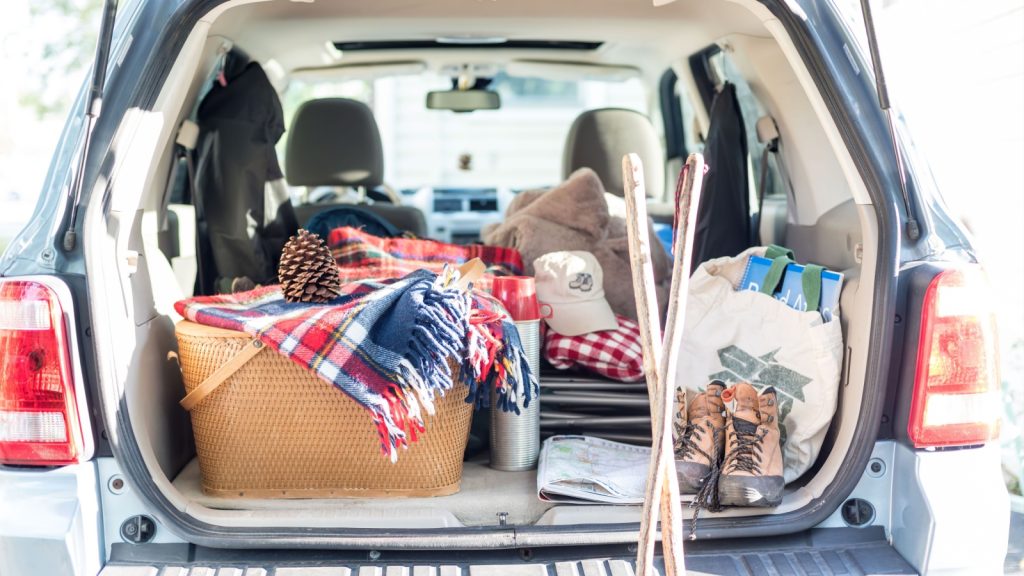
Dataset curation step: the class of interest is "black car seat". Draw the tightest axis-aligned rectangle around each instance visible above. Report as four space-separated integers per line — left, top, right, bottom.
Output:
285 98 427 236
562 107 665 199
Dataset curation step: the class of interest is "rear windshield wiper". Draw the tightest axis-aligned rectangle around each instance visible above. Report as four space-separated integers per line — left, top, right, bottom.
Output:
63 0 118 252
858 0 921 241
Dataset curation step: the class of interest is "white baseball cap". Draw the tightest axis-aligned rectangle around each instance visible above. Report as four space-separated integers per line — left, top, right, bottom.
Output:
533 251 619 336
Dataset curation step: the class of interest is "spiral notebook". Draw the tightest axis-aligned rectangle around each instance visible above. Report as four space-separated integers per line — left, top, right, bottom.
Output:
738 255 843 322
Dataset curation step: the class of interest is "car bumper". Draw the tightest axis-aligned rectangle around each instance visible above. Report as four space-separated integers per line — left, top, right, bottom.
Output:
891 441 1009 574
0 462 104 576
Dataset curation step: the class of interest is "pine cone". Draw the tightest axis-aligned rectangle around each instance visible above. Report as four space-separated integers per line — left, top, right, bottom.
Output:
278 229 342 303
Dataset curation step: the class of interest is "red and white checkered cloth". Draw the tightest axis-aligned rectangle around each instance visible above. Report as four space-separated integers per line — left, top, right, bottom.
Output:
544 315 645 382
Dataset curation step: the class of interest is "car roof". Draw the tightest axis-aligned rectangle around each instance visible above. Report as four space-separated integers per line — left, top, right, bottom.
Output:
207 0 771 85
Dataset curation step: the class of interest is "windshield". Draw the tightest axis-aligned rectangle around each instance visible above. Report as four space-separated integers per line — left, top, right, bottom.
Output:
280 72 649 191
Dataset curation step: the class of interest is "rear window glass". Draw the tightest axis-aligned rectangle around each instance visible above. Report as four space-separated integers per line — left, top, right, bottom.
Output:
280 73 648 190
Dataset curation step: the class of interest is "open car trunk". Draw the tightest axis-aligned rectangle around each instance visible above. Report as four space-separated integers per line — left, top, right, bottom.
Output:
145 202 872 535
83 0 891 549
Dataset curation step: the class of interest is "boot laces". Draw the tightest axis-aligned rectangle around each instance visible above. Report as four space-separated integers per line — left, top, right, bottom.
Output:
724 420 766 474
676 421 711 462
688 425 725 539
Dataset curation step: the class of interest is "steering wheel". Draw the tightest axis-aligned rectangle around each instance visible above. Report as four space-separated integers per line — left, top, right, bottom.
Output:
367 184 403 205
308 185 402 206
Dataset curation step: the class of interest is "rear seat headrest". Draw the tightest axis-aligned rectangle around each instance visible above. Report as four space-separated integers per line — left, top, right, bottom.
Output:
563 108 664 197
285 98 384 188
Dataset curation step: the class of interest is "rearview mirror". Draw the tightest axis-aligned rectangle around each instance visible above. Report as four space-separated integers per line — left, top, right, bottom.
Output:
426 89 501 112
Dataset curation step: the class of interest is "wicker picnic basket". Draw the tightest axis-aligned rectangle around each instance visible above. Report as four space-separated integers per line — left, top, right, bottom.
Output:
174 320 474 498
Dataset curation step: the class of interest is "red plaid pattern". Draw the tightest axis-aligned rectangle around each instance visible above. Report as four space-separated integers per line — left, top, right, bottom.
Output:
544 315 645 382
328 226 524 291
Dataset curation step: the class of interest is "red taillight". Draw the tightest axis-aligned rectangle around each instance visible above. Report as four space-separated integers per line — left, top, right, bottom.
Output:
908 266 1001 448
0 279 83 465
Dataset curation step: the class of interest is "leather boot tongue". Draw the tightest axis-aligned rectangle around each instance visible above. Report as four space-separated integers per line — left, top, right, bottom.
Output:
733 398 758 418
728 384 760 425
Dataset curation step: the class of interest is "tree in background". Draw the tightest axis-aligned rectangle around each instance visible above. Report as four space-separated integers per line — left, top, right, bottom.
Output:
19 0 101 120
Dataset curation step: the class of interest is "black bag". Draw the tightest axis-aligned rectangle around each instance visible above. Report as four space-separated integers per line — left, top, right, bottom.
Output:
193 60 298 293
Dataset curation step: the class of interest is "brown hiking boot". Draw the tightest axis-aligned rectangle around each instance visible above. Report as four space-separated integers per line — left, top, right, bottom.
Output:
675 380 725 493
718 384 785 507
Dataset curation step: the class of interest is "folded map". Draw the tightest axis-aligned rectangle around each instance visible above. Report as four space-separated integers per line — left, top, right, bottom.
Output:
537 435 695 504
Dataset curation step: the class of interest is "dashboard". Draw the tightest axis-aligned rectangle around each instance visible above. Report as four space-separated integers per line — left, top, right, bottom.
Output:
400 186 520 244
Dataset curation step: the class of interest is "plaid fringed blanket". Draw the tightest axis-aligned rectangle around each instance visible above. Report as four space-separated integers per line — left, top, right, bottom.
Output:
328 226 524 291
326 226 534 412
175 267 536 461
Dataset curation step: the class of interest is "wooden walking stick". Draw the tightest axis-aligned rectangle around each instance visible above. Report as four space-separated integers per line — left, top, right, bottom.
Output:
624 152 705 575
661 153 706 541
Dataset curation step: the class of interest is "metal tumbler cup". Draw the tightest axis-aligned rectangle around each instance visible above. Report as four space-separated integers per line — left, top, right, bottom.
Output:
489 277 542 471
489 319 541 471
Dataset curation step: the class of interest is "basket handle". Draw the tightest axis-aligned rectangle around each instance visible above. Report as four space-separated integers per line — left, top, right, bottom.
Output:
180 338 266 411
453 258 486 293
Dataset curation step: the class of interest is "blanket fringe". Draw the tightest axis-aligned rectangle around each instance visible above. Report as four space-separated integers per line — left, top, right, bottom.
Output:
377 279 472 457
462 315 538 414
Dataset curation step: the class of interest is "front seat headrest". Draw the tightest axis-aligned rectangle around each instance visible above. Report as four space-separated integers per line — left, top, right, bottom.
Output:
563 108 664 197
285 98 384 188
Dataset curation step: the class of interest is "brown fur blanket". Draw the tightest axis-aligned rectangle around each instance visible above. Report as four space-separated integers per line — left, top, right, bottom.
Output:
482 168 670 321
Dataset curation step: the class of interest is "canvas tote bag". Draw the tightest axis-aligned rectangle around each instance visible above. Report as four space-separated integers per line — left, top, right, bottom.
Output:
676 245 844 482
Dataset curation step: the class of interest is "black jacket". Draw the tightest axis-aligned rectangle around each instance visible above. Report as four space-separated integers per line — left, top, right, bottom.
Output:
194 61 297 292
